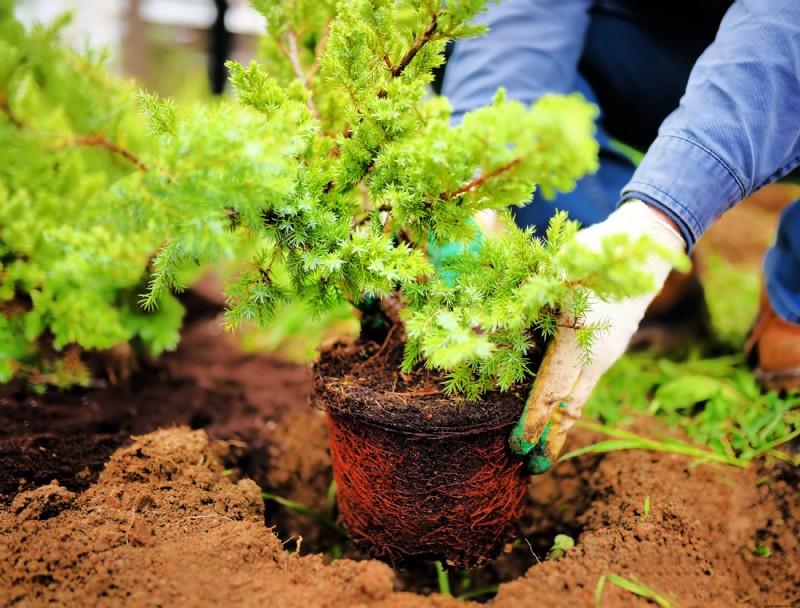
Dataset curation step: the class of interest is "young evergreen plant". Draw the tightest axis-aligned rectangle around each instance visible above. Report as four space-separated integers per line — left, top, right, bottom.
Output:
139 0 670 400
0 6 188 385
0 0 669 396
0 4 272 386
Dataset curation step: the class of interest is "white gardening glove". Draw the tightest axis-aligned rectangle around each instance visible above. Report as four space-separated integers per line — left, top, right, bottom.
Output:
509 199 687 473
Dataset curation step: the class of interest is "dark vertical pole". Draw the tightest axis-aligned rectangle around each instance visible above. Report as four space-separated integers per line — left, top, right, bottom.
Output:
209 0 232 95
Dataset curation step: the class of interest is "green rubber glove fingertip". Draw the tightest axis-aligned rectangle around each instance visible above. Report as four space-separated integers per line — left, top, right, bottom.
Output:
527 452 554 475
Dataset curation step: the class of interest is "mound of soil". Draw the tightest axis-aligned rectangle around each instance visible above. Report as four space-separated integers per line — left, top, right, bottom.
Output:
0 293 311 503
0 427 413 608
1 425 797 607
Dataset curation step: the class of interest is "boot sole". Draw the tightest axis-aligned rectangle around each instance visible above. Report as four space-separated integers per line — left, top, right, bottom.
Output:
754 367 800 393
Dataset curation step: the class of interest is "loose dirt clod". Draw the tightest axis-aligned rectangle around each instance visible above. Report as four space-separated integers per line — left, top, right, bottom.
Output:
10 481 75 521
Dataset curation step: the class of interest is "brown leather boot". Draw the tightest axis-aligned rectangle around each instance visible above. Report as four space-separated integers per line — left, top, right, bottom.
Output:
745 287 800 392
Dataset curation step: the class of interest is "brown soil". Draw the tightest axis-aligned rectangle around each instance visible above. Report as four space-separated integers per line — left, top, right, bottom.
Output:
1 246 798 606
313 332 534 432
0 291 311 504
2 424 797 607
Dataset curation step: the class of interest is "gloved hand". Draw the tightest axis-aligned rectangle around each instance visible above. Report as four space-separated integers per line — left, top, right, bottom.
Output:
509 200 687 474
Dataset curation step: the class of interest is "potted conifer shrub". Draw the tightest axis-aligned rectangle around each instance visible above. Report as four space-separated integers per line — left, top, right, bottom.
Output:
141 0 665 567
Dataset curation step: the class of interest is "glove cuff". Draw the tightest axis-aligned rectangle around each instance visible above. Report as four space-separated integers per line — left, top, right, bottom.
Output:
617 198 687 254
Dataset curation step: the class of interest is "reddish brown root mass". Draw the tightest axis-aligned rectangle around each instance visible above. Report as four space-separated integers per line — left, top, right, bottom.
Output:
314 337 531 568
326 410 528 569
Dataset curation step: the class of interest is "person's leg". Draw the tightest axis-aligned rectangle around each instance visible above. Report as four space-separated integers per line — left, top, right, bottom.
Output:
579 10 719 153
764 199 800 324
513 7 718 234
745 200 800 390
748 198 800 390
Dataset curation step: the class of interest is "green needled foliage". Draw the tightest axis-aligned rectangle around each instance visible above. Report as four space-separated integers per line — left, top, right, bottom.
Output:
0 0 668 393
0 8 184 385
141 0 668 400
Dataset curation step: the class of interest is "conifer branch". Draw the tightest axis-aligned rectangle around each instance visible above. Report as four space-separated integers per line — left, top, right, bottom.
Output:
346 13 442 180
390 14 438 79
281 32 320 120
1 99 147 172
0 97 23 128
377 14 438 98
445 157 522 199
66 135 149 171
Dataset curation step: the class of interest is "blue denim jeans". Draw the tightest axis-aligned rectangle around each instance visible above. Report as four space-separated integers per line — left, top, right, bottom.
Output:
511 74 634 233
764 201 800 323
510 13 800 325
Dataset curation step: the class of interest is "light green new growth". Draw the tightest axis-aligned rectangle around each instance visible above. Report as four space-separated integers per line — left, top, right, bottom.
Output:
546 533 575 560
139 0 667 399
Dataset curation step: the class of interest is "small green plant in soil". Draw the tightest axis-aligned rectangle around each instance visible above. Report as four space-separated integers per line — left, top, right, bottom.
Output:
545 534 575 561
750 542 771 558
0 0 676 572
134 0 677 570
639 495 651 523
140 0 666 400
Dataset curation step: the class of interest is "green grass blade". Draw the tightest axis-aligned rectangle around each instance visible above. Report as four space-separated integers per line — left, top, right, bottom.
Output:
262 492 349 537
596 573 677 608
457 586 499 602
559 439 643 460
435 561 451 596
560 422 748 468
752 427 800 458
595 574 607 608
327 478 338 520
